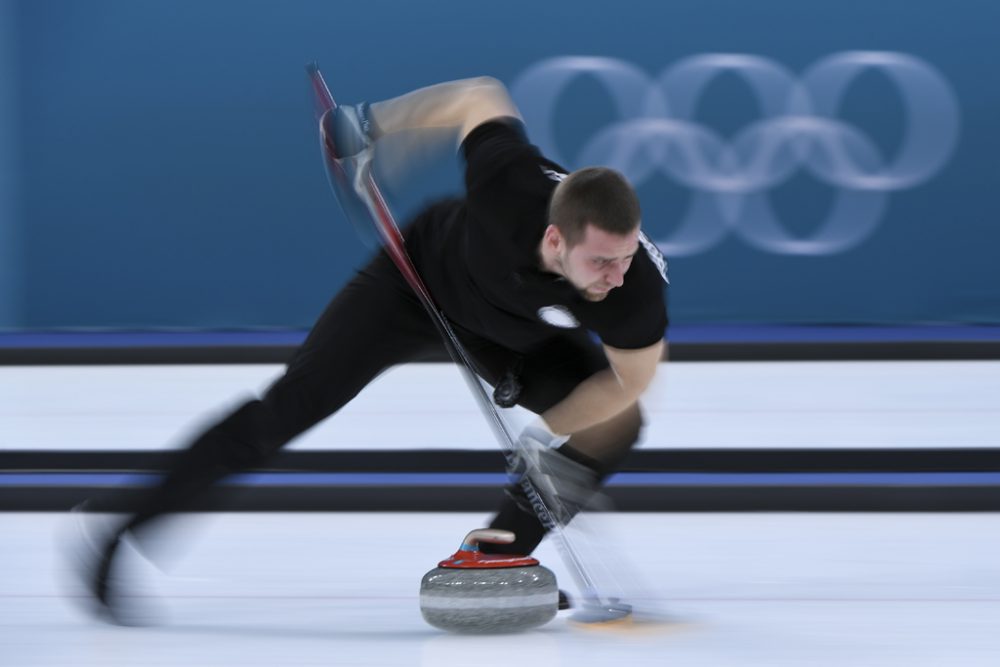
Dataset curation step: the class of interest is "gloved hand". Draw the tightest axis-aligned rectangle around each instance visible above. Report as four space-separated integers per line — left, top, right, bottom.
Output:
321 102 379 160
507 418 568 476
507 419 600 526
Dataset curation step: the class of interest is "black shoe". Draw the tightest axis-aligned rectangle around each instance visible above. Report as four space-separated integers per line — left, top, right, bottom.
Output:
70 505 158 626
558 589 572 611
90 535 123 619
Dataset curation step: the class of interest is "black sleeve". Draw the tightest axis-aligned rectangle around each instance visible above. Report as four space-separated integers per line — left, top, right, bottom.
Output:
586 256 669 350
598 299 669 350
461 118 536 192
608 297 669 350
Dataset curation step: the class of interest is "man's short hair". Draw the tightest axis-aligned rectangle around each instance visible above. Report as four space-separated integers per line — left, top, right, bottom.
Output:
547 167 641 246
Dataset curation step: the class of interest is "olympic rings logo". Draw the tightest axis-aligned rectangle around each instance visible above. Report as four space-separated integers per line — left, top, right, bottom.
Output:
511 53 960 256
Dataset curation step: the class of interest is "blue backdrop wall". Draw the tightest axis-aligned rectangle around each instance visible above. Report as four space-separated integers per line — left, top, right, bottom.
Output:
0 0 20 328
1 0 997 330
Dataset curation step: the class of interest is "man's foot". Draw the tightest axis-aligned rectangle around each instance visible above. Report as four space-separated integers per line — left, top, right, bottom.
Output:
558 589 572 611
68 505 160 626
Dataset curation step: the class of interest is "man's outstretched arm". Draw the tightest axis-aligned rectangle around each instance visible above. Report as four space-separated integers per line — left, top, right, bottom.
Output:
370 77 521 143
330 77 520 156
541 340 665 436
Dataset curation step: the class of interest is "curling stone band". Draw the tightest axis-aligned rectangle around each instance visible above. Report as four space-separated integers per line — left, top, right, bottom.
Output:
420 529 558 633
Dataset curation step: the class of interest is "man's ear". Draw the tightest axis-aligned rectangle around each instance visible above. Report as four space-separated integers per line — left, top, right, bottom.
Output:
543 224 564 253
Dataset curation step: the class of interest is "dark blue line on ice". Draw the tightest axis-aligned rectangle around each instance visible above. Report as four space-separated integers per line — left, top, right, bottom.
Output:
2 472 1000 487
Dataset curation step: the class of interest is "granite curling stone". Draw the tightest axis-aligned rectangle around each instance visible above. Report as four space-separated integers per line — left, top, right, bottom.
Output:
419 529 559 633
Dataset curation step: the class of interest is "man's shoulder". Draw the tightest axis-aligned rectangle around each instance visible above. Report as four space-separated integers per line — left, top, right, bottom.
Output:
463 120 568 193
637 232 669 285
575 240 669 347
462 118 529 155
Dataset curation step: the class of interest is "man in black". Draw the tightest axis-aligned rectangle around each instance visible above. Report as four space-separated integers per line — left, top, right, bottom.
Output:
81 76 669 624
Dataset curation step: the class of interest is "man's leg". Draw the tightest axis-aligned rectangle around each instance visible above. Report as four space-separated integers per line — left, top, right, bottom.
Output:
83 251 443 619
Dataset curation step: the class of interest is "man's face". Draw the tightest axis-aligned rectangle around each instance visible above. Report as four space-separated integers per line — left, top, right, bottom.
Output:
556 224 640 302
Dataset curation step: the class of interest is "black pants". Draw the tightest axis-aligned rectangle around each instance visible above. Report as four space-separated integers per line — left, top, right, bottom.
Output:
115 247 642 556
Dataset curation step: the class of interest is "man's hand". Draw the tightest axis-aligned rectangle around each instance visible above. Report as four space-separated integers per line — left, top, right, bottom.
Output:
321 102 379 159
507 419 601 526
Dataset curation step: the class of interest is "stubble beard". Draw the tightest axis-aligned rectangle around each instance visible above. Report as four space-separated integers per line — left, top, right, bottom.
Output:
555 253 611 302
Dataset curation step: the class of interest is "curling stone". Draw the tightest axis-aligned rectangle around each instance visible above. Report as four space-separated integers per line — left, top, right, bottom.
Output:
419 529 558 634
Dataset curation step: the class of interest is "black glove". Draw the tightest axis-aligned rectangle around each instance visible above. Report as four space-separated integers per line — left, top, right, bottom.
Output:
507 420 601 526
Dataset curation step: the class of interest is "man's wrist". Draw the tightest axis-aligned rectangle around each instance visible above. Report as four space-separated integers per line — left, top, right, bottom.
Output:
526 417 569 447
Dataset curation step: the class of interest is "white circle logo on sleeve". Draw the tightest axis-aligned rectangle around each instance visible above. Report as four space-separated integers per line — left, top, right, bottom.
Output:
537 306 580 328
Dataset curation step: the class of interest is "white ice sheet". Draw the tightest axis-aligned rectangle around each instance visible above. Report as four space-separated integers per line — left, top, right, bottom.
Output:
1 360 997 451
1 512 999 667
